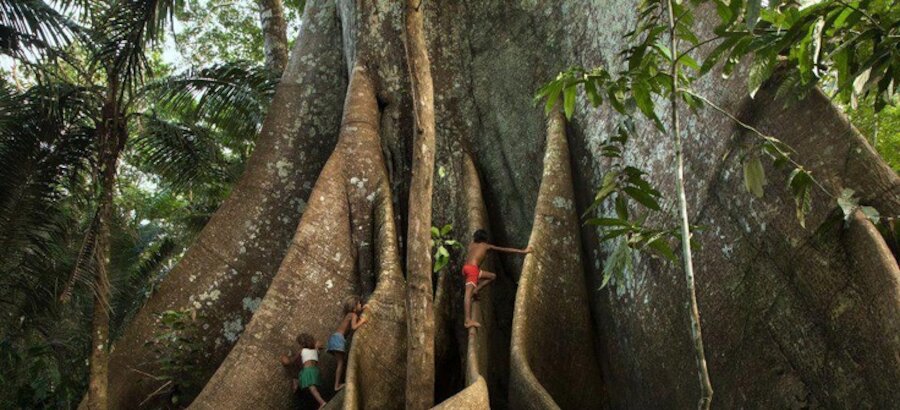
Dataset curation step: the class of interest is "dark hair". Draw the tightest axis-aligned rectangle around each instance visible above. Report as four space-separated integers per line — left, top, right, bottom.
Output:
296 332 316 349
473 229 489 243
343 295 361 315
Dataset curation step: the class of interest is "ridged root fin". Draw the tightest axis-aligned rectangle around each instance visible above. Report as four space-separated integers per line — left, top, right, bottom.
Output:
189 65 387 409
431 377 490 410
509 110 605 409
341 147 408 409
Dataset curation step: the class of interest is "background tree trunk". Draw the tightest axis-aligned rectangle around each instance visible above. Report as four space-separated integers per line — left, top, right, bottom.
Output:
87 89 127 410
257 0 289 76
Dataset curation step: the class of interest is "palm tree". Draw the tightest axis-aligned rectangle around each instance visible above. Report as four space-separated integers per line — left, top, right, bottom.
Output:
2 1 277 407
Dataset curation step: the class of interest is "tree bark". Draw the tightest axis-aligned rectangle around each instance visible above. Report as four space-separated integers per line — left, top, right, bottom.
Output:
100 2 347 407
341 160 407 409
402 0 437 408
190 64 388 409
508 109 606 409
257 0 289 76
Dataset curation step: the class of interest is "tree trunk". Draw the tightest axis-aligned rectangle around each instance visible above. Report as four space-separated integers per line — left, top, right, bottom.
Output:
100 1 347 407
87 91 127 410
99 1 899 408
402 0 437 408
257 0 289 76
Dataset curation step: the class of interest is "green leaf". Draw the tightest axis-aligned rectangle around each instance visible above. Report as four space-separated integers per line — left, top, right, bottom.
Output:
745 0 761 29
623 186 662 210
654 42 673 61
542 80 563 114
440 224 453 236
563 85 577 119
632 80 656 119
700 35 742 75
860 206 880 224
615 194 629 219
430 226 440 238
608 87 627 114
586 218 632 227
742 155 767 197
647 237 678 261
788 168 813 228
584 79 603 106
748 53 776 98
680 54 701 72
433 252 449 273
601 239 633 289
597 171 619 202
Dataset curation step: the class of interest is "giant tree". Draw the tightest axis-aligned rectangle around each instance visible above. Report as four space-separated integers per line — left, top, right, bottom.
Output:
96 0 899 408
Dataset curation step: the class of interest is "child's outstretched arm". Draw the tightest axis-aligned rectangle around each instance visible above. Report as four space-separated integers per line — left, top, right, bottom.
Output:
351 306 370 330
280 350 301 366
489 244 533 254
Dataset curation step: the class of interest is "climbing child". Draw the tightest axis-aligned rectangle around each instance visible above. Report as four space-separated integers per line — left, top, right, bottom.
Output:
327 295 370 391
280 332 326 409
462 229 531 328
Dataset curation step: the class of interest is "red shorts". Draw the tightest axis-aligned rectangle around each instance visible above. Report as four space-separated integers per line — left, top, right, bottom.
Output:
462 264 480 286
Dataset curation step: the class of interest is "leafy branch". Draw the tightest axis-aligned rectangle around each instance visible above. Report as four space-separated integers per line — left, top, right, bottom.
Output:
430 224 462 273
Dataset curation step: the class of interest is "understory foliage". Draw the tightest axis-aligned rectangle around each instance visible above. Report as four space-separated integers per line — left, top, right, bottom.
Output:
143 309 206 406
0 0 284 406
431 224 462 273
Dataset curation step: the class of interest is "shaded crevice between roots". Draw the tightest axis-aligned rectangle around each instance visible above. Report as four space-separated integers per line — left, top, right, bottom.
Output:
189 64 391 409
430 153 496 409
509 110 606 409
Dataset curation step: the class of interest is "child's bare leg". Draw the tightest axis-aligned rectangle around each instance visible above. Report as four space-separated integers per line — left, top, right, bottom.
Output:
291 379 298 393
474 270 496 296
309 386 326 408
464 284 480 328
334 352 346 390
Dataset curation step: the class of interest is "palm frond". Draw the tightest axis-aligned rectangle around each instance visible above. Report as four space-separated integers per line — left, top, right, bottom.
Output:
109 235 177 337
92 0 181 94
0 82 98 228
129 113 227 192
0 81 97 340
58 208 98 303
0 0 79 56
143 61 277 142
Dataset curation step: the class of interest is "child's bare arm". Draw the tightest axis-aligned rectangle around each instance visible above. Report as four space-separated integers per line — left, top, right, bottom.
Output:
489 244 533 254
280 351 301 366
351 308 369 330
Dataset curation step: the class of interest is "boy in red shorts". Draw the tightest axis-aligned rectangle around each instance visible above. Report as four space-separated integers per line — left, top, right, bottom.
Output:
463 229 531 329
